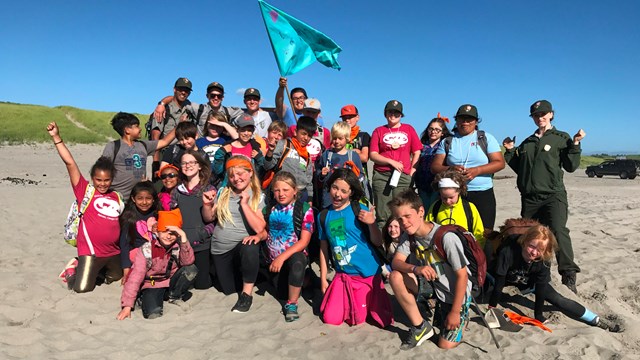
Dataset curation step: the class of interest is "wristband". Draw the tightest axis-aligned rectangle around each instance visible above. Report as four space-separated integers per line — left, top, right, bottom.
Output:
411 266 417 274
54 139 63 145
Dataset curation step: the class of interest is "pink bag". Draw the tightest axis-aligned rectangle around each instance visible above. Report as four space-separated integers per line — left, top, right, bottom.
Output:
320 273 393 327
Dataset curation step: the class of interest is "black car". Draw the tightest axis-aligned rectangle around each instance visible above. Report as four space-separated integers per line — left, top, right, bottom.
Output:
585 159 639 179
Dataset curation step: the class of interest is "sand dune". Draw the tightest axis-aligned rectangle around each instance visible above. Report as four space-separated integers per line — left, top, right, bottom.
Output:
1 144 638 359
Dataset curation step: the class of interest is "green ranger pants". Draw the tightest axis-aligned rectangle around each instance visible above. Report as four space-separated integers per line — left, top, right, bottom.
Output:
521 192 580 274
372 170 412 230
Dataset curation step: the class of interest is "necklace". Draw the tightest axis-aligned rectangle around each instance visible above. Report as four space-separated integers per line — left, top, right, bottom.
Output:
389 124 402 149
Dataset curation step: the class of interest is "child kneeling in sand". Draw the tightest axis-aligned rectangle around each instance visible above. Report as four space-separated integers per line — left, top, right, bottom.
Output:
389 189 472 350
117 209 197 320
487 224 622 332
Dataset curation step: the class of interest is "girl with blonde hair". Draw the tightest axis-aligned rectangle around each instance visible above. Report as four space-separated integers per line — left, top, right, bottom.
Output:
203 155 266 312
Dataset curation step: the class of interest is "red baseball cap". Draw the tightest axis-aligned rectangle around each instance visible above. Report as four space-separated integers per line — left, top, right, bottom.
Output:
340 104 358 118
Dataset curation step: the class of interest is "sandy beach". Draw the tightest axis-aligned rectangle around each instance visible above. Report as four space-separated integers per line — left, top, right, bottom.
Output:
1 143 639 360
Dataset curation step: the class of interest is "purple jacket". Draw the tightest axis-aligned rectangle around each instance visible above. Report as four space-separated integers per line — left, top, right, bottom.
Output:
120 238 195 308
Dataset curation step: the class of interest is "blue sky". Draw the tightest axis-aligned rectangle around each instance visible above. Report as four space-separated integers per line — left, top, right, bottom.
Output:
2 0 639 154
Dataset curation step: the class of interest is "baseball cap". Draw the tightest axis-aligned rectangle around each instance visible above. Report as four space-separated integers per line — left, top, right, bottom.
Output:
236 113 255 128
384 100 403 116
206 82 224 94
174 77 192 91
304 98 321 111
244 88 261 99
340 104 358 118
455 104 478 119
530 100 553 115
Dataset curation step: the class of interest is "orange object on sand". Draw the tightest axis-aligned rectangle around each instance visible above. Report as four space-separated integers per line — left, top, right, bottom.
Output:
504 310 552 333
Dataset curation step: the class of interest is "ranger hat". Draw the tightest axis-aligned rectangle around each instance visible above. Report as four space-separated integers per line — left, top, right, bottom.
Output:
384 100 404 116
174 77 193 91
244 88 261 99
455 104 478 119
530 100 553 115
206 82 224 94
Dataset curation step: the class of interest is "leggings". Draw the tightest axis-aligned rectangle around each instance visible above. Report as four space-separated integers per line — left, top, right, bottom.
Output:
270 252 308 299
72 254 122 293
212 242 260 295
193 250 212 290
140 264 198 318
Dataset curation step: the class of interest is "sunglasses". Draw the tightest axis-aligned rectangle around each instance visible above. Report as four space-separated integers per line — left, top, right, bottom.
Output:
208 93 223 99
160 173 179 180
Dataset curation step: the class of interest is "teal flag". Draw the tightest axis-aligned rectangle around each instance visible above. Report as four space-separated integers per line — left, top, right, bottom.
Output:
258 0 342 76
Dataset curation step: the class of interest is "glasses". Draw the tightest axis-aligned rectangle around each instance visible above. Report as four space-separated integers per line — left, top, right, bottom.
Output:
292 96 306 101
427 128 442 133
176 87 191 93
160 173 178 180
456 117 477 123
180 161 198 168
530 112 548 118
208 93 223 99
386 110 402 117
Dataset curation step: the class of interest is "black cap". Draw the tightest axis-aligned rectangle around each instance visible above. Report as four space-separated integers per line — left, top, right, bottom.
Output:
455 104 478 119
206 82 224 94
530 100 553 115
384 100 403 116
174 77 192 91
244 88 261 99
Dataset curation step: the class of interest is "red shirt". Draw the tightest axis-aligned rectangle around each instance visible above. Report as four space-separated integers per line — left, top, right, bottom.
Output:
370 123 422 175
73 176 122 257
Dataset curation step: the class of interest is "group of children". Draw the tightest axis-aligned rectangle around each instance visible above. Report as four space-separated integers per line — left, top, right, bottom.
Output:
49 93 621 352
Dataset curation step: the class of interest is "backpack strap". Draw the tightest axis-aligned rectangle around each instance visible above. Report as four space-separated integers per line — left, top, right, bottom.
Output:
477 130 488 156
112 140 121 161
276 139 292 171
319 208 328 239
78 184 95 216
196 104 206 125
461 198 474 234
431 199 441 223
326 151 333 167
431 224 466 261
293 198 308 239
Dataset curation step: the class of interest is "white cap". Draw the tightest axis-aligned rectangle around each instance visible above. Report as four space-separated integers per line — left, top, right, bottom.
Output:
304 98 321 111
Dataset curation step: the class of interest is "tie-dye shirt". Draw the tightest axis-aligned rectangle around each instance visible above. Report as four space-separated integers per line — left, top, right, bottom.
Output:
266 202 315 261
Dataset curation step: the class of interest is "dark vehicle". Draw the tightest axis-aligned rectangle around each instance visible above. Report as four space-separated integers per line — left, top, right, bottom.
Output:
585 159 640 179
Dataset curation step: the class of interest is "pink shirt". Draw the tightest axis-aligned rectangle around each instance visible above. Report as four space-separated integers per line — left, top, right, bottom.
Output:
73 176 121 257
231 143 253 159
370 123 422 175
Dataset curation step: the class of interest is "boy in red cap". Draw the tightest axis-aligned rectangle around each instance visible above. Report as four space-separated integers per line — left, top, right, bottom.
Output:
117 208 197 320
340 104 371 180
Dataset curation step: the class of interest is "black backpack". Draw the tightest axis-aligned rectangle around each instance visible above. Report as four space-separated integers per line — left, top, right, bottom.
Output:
443 130 488 157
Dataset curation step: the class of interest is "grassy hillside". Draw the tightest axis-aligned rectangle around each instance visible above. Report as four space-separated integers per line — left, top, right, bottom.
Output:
0 102 146 144
2 102 638 168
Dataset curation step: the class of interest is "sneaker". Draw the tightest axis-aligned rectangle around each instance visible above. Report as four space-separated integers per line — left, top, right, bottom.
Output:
400 321 435 350
231 292 253 313
283 302 300 322
561 271 578 294
596 316 624 333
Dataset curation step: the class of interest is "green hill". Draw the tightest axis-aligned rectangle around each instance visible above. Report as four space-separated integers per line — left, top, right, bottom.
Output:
0 102 146 144
2 102 638 168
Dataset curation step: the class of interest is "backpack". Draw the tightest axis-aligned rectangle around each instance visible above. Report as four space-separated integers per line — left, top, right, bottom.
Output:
145 103 198 140
261 139 293 190
318 200 389 265
487 218 542 259
140 241 180 285
325 150 371 201
443 130 488 157
63 184 95 247
430 197 474 232
195 104 232 127
412 224 487 295
63 184 125 249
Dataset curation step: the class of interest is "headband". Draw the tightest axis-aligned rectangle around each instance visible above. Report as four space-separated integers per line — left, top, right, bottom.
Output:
225 157 253 171
438 178 460 189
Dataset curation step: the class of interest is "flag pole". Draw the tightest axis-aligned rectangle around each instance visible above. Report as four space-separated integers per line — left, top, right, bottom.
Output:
258 0 298 123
